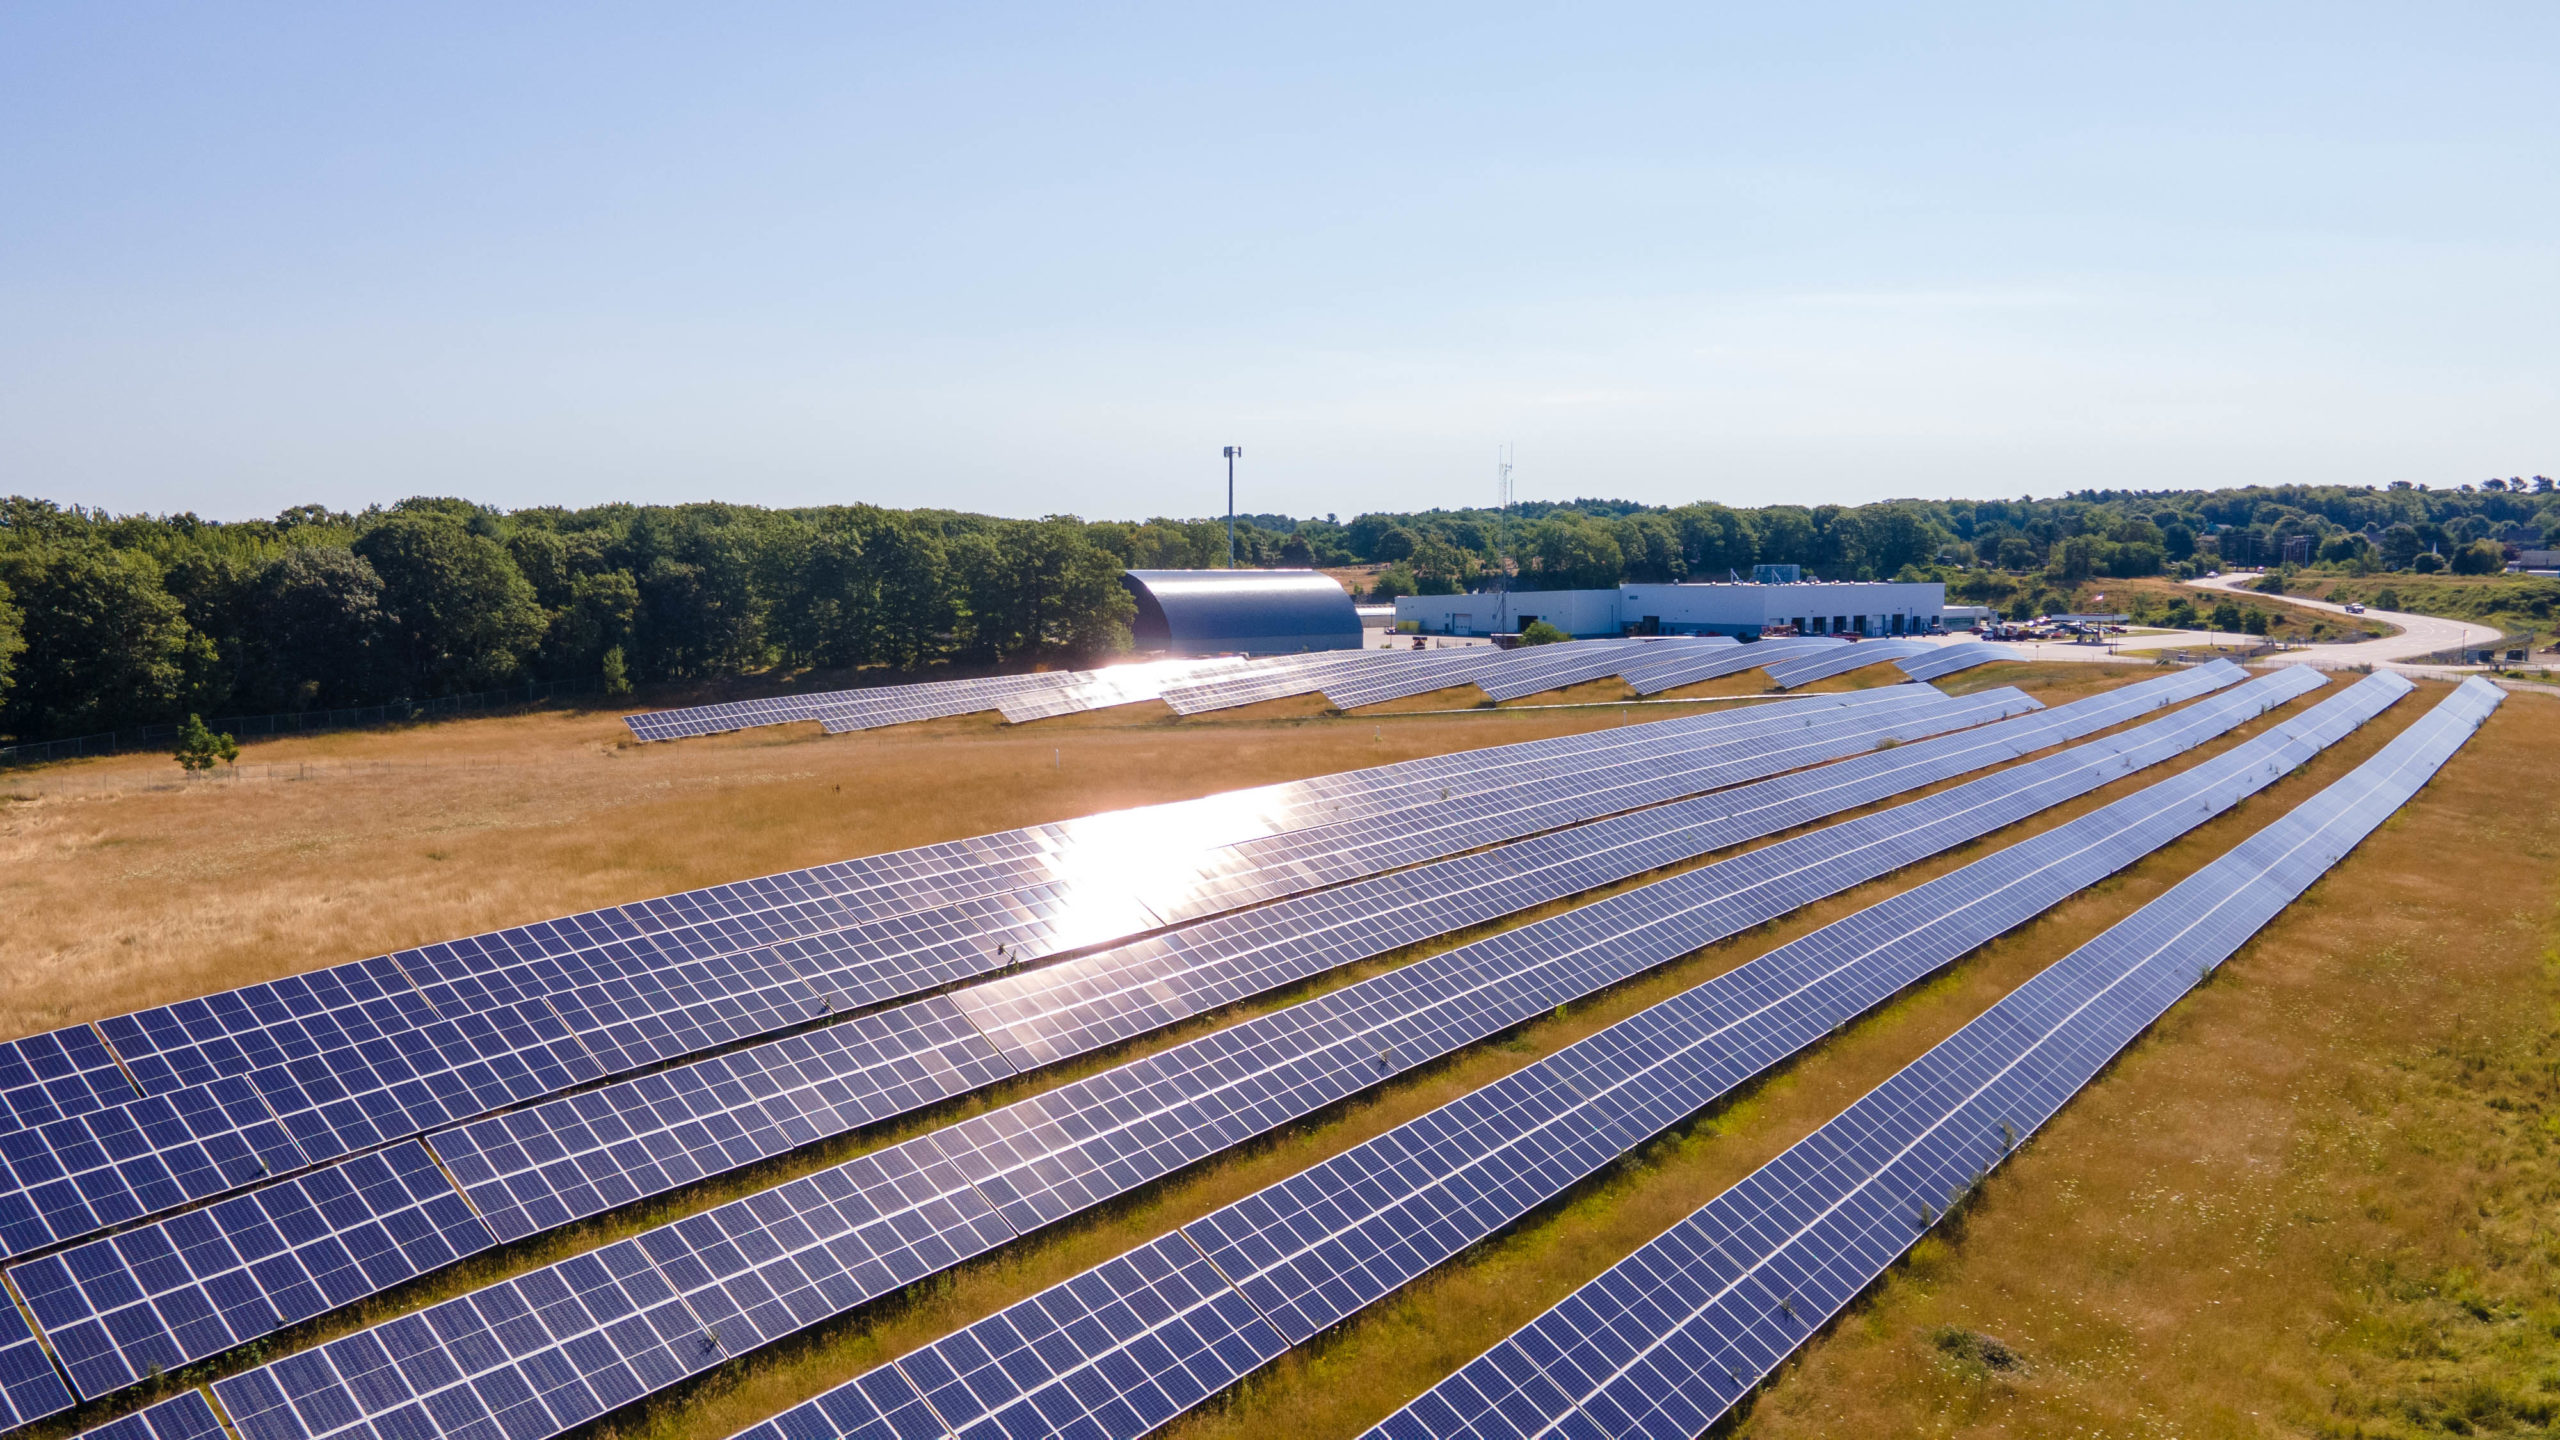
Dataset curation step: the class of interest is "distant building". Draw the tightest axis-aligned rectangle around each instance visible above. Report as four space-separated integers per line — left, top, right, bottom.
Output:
1394 579 1948 640
1121 569 1362 655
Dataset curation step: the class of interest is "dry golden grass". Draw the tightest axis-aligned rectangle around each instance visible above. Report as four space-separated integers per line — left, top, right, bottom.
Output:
14 657 2439 1440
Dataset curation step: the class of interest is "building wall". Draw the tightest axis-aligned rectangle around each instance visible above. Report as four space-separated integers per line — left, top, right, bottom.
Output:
1396 581 1949 639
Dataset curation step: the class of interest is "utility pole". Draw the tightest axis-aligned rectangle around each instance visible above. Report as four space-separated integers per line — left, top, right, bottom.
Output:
1224 445 1243 567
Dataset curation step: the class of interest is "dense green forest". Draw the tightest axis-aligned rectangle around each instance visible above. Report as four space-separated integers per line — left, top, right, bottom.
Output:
0 478 2551 743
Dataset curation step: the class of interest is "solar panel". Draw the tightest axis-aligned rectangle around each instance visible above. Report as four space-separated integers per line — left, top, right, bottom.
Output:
211 1232 720 1440
65 1387 226 1440
626 671 1068 743
15 694 1987 1257
1186 672 2400 1346
1469 639 1699 702
921 666 2283 1234
704 667 2369 1440
1618 637 1845 696
887 1233 1284 1440
21 690 2043 1398
1760 639 1939 689
194 668 2266 1440
10 1141 496 1399
0 1073 308 1259
1321 643 1564 710
426 996 1008 1242
0 1280 74 1429
44 690 2018 1369
0 1025 139 1133
815 672 1087 733
1361 677 2501 1440
1897 641 2021 682
993 657 1254 722
1161 649 1416 715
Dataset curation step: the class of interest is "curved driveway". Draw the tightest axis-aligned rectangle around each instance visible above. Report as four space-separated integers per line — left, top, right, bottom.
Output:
2182 572 2503 670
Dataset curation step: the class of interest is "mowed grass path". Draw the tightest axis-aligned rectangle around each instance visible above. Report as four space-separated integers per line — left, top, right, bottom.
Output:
12 664 2538 1440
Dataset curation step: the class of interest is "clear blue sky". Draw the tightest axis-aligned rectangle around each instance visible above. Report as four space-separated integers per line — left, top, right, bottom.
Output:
2 3 2552 522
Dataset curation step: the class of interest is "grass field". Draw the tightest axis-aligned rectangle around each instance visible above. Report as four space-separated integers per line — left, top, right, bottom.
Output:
4 662 2550 1440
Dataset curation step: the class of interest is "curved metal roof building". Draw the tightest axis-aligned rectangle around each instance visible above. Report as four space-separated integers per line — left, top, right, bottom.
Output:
1120 568 1362 655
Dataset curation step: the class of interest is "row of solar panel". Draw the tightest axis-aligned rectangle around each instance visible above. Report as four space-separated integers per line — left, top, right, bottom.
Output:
1364 677 2502 1440
22 677 1924 1135
746 670 2404 1440
188 667 2274 1440
5 687 1929 1125
3 685 1830 1151
0 690 1955 1262
33 656 1965 1146
6 688 2035 1401
0 656 2036 1432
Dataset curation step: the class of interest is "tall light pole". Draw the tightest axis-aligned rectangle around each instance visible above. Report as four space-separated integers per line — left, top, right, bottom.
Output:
1223 445 1243 567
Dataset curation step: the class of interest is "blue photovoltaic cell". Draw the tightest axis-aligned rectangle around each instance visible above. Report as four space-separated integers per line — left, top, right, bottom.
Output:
76 687 2032 1394
426 997 1008 1243
7 691 1978 1258
63 1385 227 1440
0 1288 75 1429
888 1233 1285 1440
1761 639 1939 689
0 1073 309 1260
1361 677 2502 1440
1183 673 2398 1346
0 1025 139 1133
427 687 2021 1245
1162 649 1427 715
10 1141 497 1399
1898 642 2020 682
193 669 2247 1440
709 667 2363 1440
1618 638 1844 696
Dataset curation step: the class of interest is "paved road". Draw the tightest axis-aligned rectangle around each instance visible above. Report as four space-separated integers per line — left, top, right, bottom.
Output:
2181 572 2504 670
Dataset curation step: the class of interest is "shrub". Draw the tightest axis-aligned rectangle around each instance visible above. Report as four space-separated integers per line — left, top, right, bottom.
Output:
1517 620 1571 646
173 713 238 772
2413 552 2448 574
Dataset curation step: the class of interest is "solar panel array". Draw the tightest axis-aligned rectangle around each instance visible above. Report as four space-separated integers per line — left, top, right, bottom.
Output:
991 658 1254 722
3 691 1976 1266
1364 677 2501 1440
1898 641 2022 682
0 1295 73 1429
1471 639 1726 703
184 668 2269 1440
1318 647 1530 710
12 687 2022 1397
0 1027 140 1134
65 1388 227 1440
625 672 1070 743
1618 638 1843 696
754 670 2394 1440
1322 639 1725 712
424 687 2023 1239
1760 638 1939 689
12 1142 497 1399
1158 649 1423 715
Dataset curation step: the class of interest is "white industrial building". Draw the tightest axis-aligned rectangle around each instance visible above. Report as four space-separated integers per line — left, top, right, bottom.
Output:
1393 580 1950 640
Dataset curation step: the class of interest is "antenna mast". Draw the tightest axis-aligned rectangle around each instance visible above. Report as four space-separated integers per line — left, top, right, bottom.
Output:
1496 443 1514 511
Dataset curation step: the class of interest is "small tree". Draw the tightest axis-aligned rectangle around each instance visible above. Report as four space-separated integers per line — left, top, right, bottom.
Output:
1518 620 1571 646
174 713 238 773
601 645 632 697
2241 608 2270 637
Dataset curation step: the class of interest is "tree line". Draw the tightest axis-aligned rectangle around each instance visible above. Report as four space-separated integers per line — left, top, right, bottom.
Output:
0 478 2550 744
